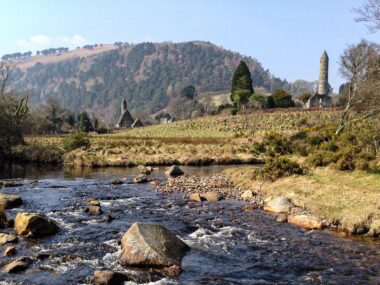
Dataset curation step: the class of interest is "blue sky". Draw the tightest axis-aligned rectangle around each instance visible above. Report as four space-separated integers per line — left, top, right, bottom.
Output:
0 0 379 91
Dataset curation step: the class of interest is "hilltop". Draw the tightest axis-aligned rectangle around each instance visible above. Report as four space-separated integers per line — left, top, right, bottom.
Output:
8 41 288 124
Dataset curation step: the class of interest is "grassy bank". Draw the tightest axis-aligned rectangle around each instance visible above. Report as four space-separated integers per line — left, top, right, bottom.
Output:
23 109 341 166
224 166 380 236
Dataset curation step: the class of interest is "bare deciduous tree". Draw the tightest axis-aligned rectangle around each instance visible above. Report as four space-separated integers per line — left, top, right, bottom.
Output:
336 40 380 135
354 0 380 32
0 62 29 158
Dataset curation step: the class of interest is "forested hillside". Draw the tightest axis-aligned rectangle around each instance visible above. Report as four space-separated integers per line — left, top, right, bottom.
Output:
10 41 287 124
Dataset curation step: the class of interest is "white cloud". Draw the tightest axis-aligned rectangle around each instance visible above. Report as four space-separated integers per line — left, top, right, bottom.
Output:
29 34 51 45
56 34 87 47
15 34 89 51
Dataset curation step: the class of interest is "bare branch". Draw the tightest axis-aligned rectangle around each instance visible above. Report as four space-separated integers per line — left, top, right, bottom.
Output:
353 0 380 32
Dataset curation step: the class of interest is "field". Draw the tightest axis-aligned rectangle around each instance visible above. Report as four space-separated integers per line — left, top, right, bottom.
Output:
26 109 341 167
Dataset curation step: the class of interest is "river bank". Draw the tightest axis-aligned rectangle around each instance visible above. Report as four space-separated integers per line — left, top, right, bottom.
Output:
223 166 380 237
0 166 379 284
2 159 380 238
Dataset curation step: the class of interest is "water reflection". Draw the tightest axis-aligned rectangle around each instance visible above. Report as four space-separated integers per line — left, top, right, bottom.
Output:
0 162 236 180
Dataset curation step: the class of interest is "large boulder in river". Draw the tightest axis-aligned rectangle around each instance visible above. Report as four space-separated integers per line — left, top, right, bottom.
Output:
118 223 189 276
14 212 59 237
264 196 293 213
0 194 22 209
165 165 184 176
287 214 323 230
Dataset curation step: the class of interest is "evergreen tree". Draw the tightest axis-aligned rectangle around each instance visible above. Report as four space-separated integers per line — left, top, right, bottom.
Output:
78 112 94 132
230 60 254 109
180 85 197 100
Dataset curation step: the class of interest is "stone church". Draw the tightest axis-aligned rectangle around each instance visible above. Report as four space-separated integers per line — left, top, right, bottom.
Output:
115 98 143 128
306 51 333 108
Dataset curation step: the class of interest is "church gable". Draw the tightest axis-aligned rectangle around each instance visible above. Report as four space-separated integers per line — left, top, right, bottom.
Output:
115 98 135 128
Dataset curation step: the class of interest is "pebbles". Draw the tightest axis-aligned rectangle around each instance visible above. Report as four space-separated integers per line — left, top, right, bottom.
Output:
155 174 264 206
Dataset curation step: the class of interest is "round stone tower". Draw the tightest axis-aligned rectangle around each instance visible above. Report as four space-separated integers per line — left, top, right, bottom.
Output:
317 50 329 95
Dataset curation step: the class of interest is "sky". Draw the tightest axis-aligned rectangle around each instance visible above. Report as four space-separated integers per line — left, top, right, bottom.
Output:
0 0 379 91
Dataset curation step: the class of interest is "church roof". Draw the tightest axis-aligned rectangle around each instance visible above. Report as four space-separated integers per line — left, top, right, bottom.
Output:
116 109 134 128
131 118 143 128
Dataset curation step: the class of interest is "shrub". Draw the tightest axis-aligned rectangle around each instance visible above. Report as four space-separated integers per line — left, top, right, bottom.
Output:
271 89 295 108
290 130 307 141
307 135 327 146
306 150 340 167
251 142 265 154
321 141 339 152
264 133 293 156
64 132 91 152
333 148 356 171
255 157 305 181
230 108 238 116
358 151 376 161
355 159 370 171
294 143 309 156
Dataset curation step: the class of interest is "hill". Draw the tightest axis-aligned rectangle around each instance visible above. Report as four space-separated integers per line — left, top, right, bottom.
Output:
9 41 287 124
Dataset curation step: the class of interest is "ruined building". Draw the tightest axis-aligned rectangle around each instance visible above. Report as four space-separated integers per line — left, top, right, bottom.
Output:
306 51 333 108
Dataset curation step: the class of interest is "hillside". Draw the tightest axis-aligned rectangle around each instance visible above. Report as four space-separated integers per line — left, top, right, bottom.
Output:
10 41 287 124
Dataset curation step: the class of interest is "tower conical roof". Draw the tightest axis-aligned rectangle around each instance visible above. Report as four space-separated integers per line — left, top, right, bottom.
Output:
321 50 328 59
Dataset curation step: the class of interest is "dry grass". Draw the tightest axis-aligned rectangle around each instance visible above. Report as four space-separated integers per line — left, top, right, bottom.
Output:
26 135 259 167
15 44 118 69
224 166 380 236
113 109 341 138
24 109 341 167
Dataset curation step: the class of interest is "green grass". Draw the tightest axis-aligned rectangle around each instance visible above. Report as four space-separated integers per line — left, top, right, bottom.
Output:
224 166 380 236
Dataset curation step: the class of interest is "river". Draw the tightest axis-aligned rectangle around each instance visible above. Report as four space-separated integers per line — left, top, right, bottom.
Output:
0 164 379 284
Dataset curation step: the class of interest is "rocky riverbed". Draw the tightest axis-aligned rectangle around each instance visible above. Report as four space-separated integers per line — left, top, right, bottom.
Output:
0 165 379 284
155 173 264 206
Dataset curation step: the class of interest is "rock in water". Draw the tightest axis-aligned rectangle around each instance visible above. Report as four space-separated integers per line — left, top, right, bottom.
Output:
241 190 254 200
0 194 22 209
14 212 59 237
264 196 293 213
87 205 103 215
189 193 203 202
203 192 222 202
111 179 124 185
287 214 323 230
133 174 148 184
165 165 184 176
276 213 288 223
89 199 101 206
138 165 153 175
118 223 189 276
93 270 129 285
0 181 22 188
1 257 32 273
4 246 17 256
0 233 18 246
